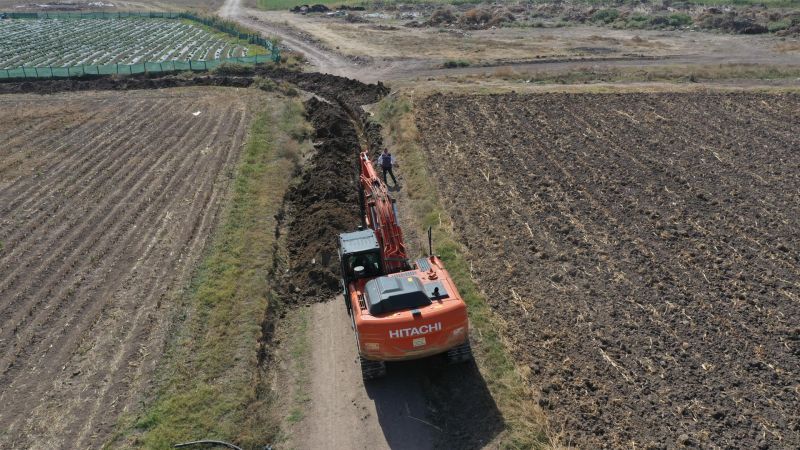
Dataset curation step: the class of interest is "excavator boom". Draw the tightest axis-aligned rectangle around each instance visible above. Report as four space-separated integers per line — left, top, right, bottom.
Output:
358 152 409 273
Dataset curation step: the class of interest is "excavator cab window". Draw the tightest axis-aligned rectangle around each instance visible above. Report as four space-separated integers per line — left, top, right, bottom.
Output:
345 251 382 280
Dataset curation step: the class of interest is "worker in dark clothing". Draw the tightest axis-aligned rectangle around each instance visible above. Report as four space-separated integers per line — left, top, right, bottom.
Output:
377 148 398 186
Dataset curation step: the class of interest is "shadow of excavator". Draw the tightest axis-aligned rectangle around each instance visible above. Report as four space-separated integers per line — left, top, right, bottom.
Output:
364 355 505 450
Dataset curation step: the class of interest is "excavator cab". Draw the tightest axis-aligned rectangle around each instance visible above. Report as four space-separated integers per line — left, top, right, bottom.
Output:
338 228 383 312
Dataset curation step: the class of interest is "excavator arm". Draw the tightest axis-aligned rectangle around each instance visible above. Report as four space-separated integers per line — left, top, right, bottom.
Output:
358 152 410 273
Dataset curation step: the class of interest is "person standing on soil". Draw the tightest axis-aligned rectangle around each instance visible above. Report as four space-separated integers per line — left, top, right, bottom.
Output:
377 148 398 186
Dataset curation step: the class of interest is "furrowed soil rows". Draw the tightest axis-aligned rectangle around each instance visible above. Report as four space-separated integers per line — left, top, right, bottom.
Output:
0 87 254 449
416 92 800 449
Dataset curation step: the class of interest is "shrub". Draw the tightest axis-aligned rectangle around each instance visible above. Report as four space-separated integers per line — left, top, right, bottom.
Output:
253 76 277 91
591 9 620 24
213 63 253 76
429 7 456 25
487 7 515 27
666 13 692 27
768 20 790 32
443 60 470 68
461 7 493 26
280 83 299 97
626 14 650 29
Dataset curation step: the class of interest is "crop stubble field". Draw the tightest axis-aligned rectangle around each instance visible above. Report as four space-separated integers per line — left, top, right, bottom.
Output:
0 88 255 448
416 92 800 449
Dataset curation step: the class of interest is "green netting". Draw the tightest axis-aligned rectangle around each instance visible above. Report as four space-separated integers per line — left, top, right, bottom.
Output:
0 54 277 80
1 12 180 19
0 11 281 80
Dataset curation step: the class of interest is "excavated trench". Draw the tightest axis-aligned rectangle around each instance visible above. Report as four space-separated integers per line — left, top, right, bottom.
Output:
262 77 505 449
270 77 387 305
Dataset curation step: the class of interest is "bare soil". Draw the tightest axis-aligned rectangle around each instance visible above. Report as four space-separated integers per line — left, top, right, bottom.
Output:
225 5 800 83
0 87 255 449
277 96 362 302
278 298 437 450
266 73 387 304
415 92 800 449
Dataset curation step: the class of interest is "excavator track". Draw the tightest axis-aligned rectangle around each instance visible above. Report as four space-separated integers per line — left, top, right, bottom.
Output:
445 340 473 365
359 356 387 381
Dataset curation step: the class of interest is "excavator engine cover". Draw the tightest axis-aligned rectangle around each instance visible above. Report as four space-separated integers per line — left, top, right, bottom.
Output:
364 275 431 315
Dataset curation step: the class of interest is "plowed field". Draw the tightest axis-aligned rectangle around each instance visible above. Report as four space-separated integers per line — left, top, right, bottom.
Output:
0 88 254 448
416 92 800 449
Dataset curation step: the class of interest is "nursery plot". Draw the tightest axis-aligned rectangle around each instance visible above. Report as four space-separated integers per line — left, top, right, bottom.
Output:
0 18 251 68
0 87 255 449
416 92 800 449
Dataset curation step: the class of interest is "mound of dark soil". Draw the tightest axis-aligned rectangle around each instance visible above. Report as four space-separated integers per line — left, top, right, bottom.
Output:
276 97 362 304
290 4 330 13
271 71 386 305
262 68 389 106
0 74 252 95
0 67 389 107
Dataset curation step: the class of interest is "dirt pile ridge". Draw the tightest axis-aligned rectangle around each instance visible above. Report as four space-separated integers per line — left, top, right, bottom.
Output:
0 67 389 104
277 96 361 303
269 70 387 305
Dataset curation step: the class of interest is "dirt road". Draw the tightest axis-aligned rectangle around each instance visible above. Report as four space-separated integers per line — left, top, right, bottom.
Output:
265 86 506 449
285 298 437 450
0 88 255 449
219 0 360 78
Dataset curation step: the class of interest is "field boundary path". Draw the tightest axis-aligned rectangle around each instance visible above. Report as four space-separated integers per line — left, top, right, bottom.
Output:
219 0 359 78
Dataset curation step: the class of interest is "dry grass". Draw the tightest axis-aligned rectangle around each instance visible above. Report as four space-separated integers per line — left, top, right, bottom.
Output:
774 42 800 53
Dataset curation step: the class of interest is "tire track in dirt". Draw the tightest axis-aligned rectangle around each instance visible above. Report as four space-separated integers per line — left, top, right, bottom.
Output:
0 88 255 449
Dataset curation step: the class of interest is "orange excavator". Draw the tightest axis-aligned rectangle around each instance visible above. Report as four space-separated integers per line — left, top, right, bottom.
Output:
338 152 472 380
